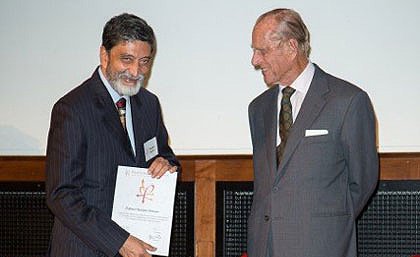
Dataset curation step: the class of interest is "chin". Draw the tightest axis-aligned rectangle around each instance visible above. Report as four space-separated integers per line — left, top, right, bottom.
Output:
262 76 275 87
114 81 142 96
264 80 277 87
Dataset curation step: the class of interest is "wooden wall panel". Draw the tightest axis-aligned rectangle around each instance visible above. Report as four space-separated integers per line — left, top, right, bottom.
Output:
0 156 45 181
1 154 419 182
194 160 216 257
379 153 420 180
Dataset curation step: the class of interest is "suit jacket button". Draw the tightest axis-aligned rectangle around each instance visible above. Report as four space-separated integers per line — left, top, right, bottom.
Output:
264 215 270 221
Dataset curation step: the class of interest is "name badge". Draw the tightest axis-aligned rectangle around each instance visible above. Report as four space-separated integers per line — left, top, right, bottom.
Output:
144 137 158 162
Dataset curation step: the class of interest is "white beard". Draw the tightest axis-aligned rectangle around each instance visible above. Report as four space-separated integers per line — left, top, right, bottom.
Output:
107 69 144 96
112 75 143 96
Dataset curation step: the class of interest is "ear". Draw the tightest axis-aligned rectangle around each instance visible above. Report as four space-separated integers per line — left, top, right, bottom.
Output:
99 46 109 69
286 38 299 59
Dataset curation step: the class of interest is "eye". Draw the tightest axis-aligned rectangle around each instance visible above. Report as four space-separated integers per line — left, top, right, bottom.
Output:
139 57 152 66
253 48 266 56
260 48 271 56
121 57 133 64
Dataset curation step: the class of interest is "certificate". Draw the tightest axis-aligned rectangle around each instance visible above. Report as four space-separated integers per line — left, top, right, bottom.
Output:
112 166 178 256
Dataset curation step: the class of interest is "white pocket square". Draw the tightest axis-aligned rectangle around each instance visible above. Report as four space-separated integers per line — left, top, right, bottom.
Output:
305 129 328 137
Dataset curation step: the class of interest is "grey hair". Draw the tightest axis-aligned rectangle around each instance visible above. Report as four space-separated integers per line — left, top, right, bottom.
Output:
256 8 311 57
102 13 156 53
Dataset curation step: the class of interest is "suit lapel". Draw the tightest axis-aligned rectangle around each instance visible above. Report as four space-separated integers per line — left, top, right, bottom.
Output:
90 69 135 159
131 91 146 163
276 65 330 182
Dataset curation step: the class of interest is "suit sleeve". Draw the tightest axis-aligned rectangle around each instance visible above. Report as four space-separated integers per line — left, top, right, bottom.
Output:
45 101 129 256
248 102 256 149
341 91 379 216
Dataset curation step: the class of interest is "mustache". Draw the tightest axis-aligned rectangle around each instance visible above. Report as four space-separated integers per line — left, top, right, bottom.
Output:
118 70 144 82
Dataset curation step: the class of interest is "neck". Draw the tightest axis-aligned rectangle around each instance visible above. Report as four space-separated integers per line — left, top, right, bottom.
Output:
99 65 109 81
281 56 309 86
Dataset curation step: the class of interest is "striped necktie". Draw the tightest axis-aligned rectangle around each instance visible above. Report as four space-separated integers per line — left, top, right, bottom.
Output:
116 98 127 130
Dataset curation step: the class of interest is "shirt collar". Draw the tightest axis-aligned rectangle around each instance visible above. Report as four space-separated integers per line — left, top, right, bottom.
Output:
280 62 315 95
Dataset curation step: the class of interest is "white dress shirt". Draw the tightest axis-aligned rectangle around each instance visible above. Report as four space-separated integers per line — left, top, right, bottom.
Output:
277 62 315 145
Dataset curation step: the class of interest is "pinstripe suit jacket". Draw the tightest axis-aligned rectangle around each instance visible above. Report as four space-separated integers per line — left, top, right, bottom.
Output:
247 64 378 257
45 68 180 257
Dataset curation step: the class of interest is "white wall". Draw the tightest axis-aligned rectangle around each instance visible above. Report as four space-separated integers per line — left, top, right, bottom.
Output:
1 0 419 155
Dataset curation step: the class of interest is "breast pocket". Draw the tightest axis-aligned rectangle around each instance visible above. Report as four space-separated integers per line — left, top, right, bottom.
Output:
303 134 331 144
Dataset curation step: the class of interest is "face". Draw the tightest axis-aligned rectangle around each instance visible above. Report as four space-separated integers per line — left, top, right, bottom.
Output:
251 20 296 86
100 40 153 96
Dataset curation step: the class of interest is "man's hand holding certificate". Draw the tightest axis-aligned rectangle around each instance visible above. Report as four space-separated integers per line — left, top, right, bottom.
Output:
112 165 178 256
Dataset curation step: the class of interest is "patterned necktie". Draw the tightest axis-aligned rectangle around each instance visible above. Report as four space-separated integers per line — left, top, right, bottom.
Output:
116 98 127 130
276 86 296 165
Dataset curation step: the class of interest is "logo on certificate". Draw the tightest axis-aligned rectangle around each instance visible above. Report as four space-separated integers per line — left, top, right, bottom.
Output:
136 179 155 203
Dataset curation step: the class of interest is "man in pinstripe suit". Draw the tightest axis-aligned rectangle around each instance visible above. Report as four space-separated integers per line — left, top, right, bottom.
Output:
45 13 180 257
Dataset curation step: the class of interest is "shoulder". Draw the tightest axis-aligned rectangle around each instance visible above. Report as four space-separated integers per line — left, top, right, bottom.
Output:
55 70 100 107
138 87 159 100
314 64 369 101
249 85 278 112
134 87 161 107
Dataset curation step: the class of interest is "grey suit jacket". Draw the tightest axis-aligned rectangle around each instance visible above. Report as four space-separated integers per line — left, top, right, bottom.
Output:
247 64 378 257
45 68 180 257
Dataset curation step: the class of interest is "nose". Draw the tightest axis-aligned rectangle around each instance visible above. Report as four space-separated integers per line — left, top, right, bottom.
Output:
251 50 261 68
127 63 141 78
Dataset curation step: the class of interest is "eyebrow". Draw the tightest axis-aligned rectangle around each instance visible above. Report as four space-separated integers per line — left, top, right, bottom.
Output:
119 54 152 60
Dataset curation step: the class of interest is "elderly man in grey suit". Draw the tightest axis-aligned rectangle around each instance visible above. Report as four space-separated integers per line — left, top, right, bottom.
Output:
45 14 180 257
247 8 378 257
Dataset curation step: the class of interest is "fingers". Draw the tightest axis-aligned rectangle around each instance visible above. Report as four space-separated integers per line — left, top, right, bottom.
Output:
148 157 176 178
169 165 177 173
141 240 157 252
119 235 156 257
